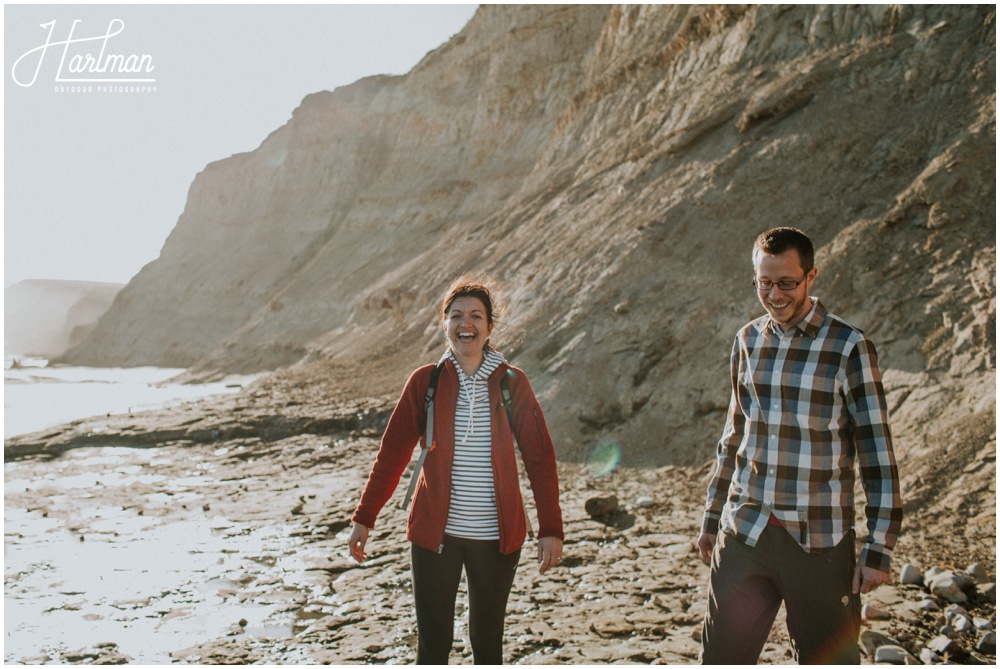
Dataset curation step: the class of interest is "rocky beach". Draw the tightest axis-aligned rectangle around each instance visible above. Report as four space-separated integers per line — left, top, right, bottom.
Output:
6 4 995 665
5 365 995 665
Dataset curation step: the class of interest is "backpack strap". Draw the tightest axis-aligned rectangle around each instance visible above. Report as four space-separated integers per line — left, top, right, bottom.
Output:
500 368 534 540
400 361 445 510
500 369 515 427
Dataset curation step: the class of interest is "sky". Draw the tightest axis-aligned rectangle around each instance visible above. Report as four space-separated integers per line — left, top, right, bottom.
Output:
3 3 478 288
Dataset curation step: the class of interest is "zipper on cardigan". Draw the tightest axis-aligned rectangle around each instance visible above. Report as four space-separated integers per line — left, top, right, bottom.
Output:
438 543 444 554
493 402 510 554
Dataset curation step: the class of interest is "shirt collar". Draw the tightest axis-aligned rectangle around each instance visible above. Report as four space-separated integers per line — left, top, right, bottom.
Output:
767 297 826 338
445 348 506 380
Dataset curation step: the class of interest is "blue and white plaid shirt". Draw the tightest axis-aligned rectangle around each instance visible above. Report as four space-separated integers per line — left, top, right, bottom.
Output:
702 298 902 571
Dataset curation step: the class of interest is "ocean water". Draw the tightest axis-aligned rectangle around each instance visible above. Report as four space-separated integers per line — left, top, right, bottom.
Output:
3 358 251 439
3 361 335 662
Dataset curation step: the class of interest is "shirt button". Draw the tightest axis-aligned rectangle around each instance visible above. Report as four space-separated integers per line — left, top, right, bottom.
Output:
768 468 775 475
770 435 777 440
772 404 779 410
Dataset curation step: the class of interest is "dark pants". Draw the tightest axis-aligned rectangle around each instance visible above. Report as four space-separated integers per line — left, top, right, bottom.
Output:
411 535 521 665
701 525 861 665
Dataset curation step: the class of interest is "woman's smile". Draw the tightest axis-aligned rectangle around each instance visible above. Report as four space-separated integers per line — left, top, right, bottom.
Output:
445 296 493 374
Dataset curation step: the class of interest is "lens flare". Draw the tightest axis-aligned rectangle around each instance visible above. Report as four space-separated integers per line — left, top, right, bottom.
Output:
586 441 622 478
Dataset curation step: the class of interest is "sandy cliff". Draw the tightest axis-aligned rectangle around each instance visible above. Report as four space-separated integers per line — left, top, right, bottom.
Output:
62 4 995 492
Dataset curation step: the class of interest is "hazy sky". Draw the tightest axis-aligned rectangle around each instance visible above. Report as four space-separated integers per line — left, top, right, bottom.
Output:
4 4 478 288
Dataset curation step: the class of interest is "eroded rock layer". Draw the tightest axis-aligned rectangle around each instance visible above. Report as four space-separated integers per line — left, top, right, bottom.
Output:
62 6 995 481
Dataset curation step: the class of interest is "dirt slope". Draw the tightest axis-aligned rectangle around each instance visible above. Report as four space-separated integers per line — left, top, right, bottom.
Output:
60 6 995 490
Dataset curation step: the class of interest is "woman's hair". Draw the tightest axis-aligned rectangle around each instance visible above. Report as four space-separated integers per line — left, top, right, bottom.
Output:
441 274 508 351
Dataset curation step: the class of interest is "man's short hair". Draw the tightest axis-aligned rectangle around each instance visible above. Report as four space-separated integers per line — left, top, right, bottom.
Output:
753 227 814 273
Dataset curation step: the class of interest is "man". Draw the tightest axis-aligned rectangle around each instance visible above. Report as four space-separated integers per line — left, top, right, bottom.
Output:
698 227 902 664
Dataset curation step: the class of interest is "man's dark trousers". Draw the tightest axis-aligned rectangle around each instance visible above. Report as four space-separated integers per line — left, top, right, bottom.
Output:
702 523 862 664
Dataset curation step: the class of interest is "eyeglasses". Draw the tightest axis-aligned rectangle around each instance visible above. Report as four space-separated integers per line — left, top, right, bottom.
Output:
753 277 807 292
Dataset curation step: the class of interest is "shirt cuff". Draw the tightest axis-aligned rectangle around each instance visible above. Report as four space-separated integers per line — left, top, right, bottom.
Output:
859 542 892 573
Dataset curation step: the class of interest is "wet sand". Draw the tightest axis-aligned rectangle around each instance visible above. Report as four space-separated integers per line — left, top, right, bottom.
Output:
2 432 750 664
4 393 995 664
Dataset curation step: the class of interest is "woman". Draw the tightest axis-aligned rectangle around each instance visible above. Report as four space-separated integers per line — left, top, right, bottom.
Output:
347 275 564 665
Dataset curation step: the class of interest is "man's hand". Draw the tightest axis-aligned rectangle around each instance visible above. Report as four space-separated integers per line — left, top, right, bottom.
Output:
697 532 717 565
852 564 889 594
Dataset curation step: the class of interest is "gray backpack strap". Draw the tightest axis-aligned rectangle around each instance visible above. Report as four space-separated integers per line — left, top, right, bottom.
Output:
400 361 444 510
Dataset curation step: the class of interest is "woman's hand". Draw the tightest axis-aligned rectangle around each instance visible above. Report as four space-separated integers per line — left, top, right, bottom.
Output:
348 523 370 563
537 536 563 574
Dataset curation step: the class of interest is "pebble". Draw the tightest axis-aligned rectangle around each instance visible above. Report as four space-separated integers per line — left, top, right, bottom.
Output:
919 648 940 664
968 650 991 664
953 615 973 634
944 603 970 619
874 645 918 664
973 617 992 630
978 631 996 654
584 495 619 519
900 563 923 586
859 630 899 658
967 563 990 583
952 571 977 590
927 635 959 655
635 495 655 508
863 604 892 621
927 571 969 603
917 598 940 612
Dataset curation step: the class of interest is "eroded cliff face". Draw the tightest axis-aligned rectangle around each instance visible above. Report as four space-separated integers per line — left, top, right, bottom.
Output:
63 4 995 493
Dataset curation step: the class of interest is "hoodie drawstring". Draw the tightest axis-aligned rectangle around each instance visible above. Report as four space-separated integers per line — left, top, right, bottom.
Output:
460 375 476 442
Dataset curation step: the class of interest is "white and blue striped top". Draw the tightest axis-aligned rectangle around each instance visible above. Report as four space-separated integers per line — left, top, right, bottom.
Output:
444 348 505 540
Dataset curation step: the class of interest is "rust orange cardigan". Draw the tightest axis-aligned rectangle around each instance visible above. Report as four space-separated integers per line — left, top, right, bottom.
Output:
352 359 564 555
